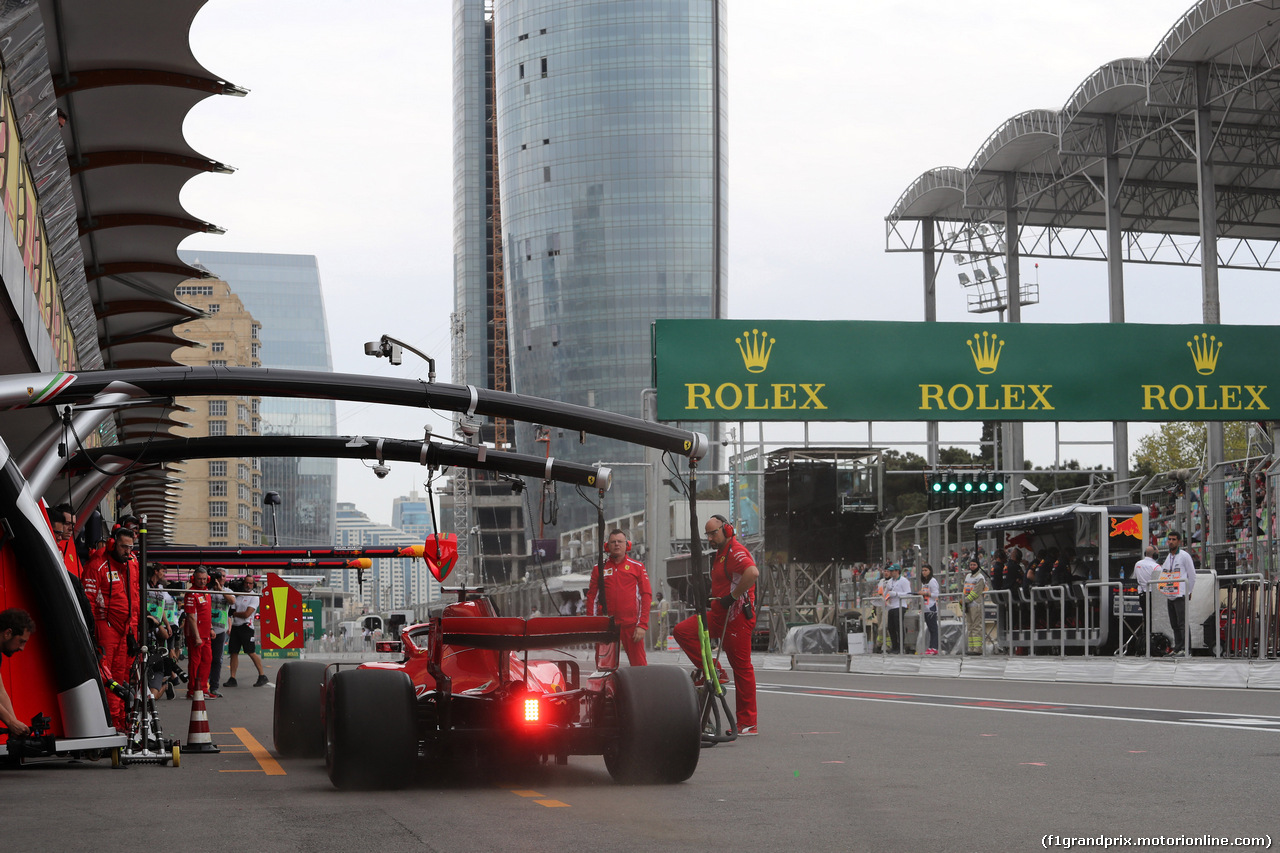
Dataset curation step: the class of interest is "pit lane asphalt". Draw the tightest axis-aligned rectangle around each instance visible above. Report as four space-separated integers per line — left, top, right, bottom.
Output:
5 653 1276 853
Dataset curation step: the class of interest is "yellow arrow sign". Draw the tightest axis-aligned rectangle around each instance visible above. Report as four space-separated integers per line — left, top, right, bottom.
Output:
268 585 296 646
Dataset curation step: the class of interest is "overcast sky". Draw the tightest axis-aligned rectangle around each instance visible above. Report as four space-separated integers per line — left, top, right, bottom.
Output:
177 0 1244 526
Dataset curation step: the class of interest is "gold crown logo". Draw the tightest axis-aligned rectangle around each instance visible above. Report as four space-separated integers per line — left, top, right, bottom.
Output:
1187 333 1222 375
736 329 774 373
966 331 1003 374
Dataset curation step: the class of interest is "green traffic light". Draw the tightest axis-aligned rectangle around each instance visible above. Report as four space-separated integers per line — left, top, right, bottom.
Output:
994 481 1005 492
978 482 989 492
947 482 957 492
963 482 973 492
932 482 942 492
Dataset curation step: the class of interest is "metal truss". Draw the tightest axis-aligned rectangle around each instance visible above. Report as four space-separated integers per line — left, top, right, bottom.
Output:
889 217 1280 271
887 2 1280 274
758 560 841 648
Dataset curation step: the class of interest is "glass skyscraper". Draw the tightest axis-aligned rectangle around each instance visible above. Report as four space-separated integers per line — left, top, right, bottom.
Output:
454 0 727 531
178 250 338 547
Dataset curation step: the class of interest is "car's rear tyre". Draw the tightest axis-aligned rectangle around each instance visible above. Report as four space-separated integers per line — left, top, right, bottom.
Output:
604 666 700 784
325 669 416 790
273 661 327 758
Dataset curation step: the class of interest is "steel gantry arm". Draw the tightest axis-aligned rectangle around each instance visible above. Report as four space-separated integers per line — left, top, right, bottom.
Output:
0 367 708 461
65 435 612 491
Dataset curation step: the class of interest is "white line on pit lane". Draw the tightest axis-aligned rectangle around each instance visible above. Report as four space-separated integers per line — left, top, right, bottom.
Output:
756 683 1280 734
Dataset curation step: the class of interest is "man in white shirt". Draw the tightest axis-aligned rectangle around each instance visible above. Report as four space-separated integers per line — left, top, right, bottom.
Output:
1159 532 1197 654
884 566 908 653
226 575 268 687
1132 546 1161 648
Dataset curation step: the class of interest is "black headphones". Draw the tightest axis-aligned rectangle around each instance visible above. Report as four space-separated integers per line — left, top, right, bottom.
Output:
711 514 734 539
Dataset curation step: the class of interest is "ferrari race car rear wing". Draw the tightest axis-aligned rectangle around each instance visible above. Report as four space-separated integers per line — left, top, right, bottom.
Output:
437 616 617 651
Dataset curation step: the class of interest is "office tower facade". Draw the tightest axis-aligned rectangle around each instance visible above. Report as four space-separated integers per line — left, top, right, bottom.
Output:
334 502 441 612
392 490 436 541
171 279 264 546
179 250 338 547
453 0 727 532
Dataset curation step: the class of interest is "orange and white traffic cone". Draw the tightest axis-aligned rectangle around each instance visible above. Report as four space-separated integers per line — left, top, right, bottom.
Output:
180 689 220 754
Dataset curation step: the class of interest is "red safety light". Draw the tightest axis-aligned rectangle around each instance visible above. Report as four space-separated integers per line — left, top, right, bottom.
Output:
523 697 540 723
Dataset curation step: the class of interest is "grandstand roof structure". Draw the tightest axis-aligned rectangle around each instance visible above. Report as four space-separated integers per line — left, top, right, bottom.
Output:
886 0 1280 276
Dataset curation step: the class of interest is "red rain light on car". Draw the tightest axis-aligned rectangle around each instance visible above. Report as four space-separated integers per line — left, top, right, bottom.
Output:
523 698 540 723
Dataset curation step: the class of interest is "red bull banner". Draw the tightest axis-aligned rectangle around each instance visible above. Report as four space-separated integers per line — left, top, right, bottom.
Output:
654 320 1280 423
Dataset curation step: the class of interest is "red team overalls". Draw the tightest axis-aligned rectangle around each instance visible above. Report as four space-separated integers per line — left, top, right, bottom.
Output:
587 554 653 666
673 537 758 730
83 547 140 730
184 588 213 696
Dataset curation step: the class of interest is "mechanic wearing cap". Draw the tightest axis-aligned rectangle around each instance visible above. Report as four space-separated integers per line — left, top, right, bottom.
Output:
83 526 141 731
587 529 652 666
0 609 35 736
182 567 214 699
672 514 759 736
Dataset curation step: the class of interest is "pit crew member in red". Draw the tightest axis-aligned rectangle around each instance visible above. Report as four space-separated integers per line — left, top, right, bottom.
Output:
183 566 214 699
672 514 760 735
50 503 82 577
83 527 140 730
587 529 652 666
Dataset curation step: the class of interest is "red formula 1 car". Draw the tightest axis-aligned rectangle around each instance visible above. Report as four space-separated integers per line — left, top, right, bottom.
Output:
273 590 701 789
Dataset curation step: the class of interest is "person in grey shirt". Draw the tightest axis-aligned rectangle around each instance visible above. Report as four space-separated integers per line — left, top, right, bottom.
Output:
1160 532 1196 655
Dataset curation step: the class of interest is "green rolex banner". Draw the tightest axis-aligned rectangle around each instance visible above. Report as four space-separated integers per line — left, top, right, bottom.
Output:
652 320 1275 423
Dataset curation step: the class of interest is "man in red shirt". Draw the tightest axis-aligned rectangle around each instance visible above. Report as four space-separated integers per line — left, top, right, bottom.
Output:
587 529 652 666
672 514 760 735
50 503 82 577
183 566 214 699
83 527 140 730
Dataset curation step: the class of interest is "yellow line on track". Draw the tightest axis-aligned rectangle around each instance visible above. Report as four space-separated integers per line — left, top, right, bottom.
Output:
232 727 286 775
509 789 570 808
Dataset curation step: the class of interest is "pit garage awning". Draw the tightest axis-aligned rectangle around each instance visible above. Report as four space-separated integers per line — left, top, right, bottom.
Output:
0 1 244 535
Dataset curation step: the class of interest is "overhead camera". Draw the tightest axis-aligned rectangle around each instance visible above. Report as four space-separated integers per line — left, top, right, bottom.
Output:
363 338 402 365
373 463 391 480
457 418 479 438
1019 478 1040 494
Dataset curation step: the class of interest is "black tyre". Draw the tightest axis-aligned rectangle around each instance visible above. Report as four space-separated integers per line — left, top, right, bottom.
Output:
325 669 416 790
273 661 328 758
604 666 700 784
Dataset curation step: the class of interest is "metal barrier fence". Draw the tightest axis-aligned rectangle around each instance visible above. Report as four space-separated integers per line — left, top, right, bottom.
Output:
841 578 1280 661
1220 575 1273 660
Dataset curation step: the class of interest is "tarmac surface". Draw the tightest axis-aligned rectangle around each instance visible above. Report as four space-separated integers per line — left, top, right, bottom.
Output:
4 650 1277 853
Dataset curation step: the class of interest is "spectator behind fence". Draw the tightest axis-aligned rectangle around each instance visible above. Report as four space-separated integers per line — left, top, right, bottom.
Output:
1160 531 1196 655
963 559 988 656
919 564 939 655
884 565 909 653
